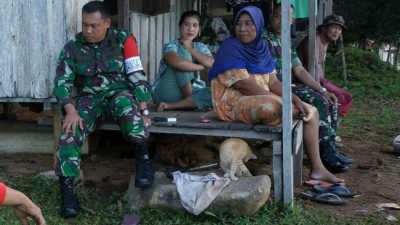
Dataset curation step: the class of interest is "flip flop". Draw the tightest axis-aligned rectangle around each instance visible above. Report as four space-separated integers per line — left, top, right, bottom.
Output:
304 179 345 187
313 184 358 197
300 192 347 205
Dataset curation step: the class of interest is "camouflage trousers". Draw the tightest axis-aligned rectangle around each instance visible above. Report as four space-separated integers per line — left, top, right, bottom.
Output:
293 84 338 141
55 92 149 177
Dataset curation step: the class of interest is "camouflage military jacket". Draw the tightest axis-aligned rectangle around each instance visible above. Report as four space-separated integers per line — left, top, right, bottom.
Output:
54 28 150 107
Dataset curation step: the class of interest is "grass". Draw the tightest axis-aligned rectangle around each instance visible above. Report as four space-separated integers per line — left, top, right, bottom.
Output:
325 46 400 138
1 47 400 224
1 175 395 225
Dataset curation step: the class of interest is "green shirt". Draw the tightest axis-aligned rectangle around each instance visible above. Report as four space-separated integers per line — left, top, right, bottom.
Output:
54 28 150 107
262 29 302 82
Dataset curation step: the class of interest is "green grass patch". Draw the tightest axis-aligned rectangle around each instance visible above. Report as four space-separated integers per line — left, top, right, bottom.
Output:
325 46 400 138
325 46 400 99
0 175 396 225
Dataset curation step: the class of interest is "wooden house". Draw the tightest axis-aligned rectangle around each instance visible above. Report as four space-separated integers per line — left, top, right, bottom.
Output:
0 0 333 204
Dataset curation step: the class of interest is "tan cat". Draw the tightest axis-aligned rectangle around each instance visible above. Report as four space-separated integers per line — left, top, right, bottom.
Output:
219 138 257 181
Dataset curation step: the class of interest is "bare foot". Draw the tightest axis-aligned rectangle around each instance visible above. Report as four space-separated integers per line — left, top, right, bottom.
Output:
309 168 344 184
157 102 169 112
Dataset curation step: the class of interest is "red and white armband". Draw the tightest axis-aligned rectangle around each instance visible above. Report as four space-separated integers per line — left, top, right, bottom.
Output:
123 35 143 74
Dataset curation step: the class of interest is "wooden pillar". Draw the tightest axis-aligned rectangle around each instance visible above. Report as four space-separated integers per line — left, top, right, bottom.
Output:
281 0 294 206
324 0 333 16
308 0 316 79
118 0 130 30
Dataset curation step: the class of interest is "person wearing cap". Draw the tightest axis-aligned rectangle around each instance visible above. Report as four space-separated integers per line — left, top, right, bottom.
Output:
263 4 353 173
297 14 353 123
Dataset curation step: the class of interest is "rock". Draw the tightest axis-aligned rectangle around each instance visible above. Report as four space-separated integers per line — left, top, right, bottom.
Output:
353 209 370 217
123 172 271 215
393 135 400 154
37 170 58 181
37 170 85 187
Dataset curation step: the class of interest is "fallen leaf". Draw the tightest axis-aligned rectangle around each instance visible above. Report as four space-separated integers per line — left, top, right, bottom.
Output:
375 203 400 209
386 215 398 221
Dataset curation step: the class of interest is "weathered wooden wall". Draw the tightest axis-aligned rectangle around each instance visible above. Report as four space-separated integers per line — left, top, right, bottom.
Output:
130 0 199 83
0 0 89 99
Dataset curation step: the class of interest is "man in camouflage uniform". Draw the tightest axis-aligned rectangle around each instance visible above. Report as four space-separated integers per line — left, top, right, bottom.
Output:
54 1 153 218
262 3 353 173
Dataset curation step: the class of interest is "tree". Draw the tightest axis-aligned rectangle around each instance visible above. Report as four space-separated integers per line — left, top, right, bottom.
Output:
333 0 400 43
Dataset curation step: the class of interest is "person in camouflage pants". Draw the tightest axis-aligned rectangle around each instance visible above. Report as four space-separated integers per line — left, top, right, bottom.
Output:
262 3 353 174
54 1 153 218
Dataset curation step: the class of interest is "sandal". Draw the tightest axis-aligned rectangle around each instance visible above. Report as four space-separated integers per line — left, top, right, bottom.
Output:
300 192 347 205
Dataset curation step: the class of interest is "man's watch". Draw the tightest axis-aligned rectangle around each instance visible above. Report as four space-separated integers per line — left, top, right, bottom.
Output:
140 108 149 116
319 87 327 94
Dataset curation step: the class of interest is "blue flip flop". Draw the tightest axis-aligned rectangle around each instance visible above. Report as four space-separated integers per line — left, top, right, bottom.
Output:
300 192 347 205
313 184 357 197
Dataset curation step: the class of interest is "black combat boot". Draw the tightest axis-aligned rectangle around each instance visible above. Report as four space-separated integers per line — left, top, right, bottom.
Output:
59 176 79 218
319 141 349 174
134 142 155 188
327 138 354 165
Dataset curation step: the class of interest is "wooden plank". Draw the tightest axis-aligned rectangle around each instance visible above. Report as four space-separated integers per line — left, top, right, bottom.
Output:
317 0 324 25
155 14 164 77
293 142 303 187
292 120 303 154
98 121 281 141
140 15 149 74
130 13 141 48
175 0 184 39
170 0 177 39
0 1 15 98
65 0 90 39
0 98 57 103
163 12 171 45
273 141 283 202
324 0 333 16
0 121 53 154
118 0 130 29
228 123 253 131
193 0 199 11
0 0 87 99
148 16 157 83
308 0 317 79
253 124 282 133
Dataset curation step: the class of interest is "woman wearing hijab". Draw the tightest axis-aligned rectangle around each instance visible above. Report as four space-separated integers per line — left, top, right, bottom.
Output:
209 6 343 183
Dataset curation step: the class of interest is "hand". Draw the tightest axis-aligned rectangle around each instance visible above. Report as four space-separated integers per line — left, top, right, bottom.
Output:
293 98 310 119
323 91 338 104
2 186 46 225
196 64 205 70
13 200 46 225
63 104 83 136
143 116 152 128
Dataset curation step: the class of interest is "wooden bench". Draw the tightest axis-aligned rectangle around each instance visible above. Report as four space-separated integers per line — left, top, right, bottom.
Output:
97 110 304 203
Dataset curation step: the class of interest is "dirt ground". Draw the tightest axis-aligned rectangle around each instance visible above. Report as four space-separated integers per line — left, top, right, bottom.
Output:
1 126 400 220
